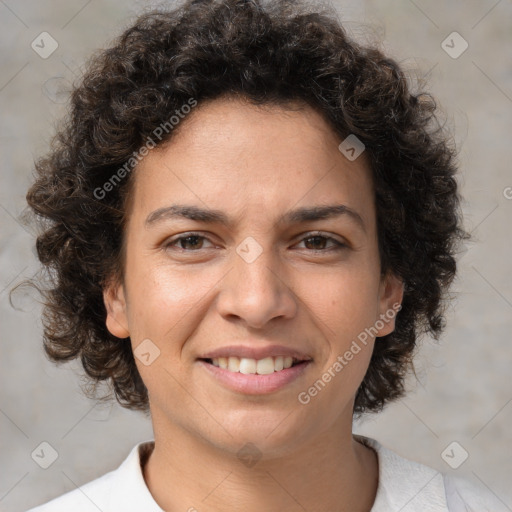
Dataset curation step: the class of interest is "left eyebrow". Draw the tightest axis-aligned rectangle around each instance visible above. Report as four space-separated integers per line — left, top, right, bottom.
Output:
279 204 365 232
145 204 366 232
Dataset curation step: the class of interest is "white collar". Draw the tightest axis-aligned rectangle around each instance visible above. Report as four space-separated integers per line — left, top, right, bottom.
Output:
106 439 163 511
355 435 449 511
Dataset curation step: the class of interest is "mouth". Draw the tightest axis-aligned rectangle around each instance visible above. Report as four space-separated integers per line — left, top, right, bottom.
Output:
197 356 313 394
199 355 310 375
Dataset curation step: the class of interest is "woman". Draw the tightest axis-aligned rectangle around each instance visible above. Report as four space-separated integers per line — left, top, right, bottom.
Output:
24 0 504 510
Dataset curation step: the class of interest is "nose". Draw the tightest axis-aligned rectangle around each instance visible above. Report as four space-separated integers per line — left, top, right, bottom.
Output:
215 240 298 329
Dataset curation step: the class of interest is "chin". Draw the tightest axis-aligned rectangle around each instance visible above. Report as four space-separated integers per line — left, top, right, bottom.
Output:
204 409 311 457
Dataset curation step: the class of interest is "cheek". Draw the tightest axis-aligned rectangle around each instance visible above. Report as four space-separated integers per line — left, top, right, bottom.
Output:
301 274 378 413
124 257 222 345
124 264 210 398
299 267 380 398
302 267 380 340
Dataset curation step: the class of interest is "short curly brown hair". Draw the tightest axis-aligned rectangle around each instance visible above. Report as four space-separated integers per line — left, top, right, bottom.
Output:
23 0 468 417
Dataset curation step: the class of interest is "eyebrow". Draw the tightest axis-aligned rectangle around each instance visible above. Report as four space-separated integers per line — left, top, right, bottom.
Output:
145 204 366 232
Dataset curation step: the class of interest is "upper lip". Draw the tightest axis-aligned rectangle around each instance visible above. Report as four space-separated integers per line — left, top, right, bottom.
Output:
199 344 313 361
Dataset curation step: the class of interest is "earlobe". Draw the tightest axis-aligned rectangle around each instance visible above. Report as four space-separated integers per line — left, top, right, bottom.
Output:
103 280 130 339
376 272 404 337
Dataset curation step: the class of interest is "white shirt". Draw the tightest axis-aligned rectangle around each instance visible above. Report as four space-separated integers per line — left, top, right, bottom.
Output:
26 435 507 511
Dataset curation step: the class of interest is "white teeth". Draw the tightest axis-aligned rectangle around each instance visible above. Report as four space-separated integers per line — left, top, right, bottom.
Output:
239 358 257 374
228 356 240 372
256 357 274 375
208 355 301 374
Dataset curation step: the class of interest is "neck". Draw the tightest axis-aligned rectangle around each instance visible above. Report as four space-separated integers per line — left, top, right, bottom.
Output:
143 411 378 512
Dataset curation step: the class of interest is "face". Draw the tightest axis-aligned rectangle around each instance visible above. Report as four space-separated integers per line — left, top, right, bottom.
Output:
104 96 403 458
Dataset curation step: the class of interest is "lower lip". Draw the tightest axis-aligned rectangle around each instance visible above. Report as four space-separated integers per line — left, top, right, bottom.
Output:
198 359 312 394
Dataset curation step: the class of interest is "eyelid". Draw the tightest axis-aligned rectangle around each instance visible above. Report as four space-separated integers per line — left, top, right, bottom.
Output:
164 231 217 250
293 230 347 246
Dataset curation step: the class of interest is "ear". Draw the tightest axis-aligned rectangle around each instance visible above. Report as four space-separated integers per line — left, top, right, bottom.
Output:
103 278 130 339
375 271 404 337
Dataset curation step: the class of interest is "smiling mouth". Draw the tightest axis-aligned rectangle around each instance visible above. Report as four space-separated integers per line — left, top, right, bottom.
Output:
199 356 310 375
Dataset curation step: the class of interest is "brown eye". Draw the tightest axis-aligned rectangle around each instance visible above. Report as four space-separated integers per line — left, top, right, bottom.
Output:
165 233 213 251
297 233 346 252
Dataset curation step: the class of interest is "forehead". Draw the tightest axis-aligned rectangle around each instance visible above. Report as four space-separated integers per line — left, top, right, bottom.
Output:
128 96 375 231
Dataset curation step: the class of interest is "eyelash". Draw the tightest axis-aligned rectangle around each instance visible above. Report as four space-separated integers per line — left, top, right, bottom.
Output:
164 231 347 253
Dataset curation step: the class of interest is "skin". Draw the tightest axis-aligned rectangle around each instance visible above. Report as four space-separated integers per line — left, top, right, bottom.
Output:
104 95 404 512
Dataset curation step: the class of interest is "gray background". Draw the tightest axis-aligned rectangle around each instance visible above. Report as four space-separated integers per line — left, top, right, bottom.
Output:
1 0 511 511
